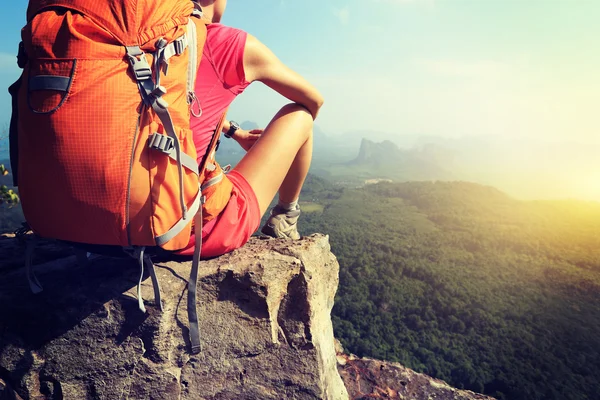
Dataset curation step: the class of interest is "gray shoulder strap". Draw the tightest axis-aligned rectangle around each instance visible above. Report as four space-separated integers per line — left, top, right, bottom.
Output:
186 18 198 99
25 237 43 294
188 205 204 354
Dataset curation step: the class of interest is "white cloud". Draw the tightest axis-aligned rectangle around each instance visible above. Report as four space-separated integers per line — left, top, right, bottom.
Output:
332 6 350 25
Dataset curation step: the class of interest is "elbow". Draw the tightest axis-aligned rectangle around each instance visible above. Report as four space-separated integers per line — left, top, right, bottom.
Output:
316 94 325 111
310 93 325 120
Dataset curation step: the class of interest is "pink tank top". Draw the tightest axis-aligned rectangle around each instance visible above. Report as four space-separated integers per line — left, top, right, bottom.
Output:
191 23 250 164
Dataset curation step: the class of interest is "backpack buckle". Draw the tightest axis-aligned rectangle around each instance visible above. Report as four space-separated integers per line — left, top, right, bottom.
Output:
192 1 203 17
148 133 174 154
174 36 187 55
151 86 167 98
126 46 152 81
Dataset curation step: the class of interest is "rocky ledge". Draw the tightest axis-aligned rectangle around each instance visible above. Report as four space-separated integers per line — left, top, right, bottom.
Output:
337 350 493 400
0 233 493 400
0 234 347 399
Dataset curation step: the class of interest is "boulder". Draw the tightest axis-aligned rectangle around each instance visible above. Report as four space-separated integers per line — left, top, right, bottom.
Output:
0 234 348 399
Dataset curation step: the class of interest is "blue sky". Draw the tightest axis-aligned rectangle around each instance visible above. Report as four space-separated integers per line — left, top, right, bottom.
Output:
1 0 599 144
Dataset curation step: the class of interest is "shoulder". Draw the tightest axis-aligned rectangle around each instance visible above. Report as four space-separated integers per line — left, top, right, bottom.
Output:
203 24 250 88
206 23 247 46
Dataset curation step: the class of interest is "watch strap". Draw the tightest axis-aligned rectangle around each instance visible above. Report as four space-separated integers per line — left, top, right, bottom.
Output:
224 121 239 138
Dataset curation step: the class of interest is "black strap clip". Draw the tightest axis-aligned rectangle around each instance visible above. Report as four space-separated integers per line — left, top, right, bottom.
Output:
17 42 28 69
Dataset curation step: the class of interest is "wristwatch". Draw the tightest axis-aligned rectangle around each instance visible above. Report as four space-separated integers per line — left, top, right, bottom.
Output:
224 120 240 139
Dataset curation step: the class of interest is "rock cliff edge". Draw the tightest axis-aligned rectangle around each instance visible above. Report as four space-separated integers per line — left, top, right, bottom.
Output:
0 234 493 400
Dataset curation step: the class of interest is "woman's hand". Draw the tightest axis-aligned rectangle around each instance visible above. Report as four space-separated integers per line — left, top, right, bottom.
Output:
234 128 263 152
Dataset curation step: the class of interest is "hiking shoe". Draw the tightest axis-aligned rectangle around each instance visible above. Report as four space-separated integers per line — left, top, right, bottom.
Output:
261 205 301 239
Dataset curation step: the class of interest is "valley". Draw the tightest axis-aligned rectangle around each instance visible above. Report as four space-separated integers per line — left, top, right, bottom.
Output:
2 132 599 400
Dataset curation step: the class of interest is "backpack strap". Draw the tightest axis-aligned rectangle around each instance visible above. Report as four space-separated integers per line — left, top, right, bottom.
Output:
145 255 163 311
134 248 147 313
15 223 43 294
125 40 201 245
187 16 203 117
132 247 164 313
186 18 199 103
125 18 208 352
184 15 206 352
188 210 204 354
8 77 22 187
200 112 228 176
25 237 43 294
186 112 227 354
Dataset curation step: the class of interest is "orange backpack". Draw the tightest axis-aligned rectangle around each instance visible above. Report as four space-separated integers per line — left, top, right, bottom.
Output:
9 0 227 353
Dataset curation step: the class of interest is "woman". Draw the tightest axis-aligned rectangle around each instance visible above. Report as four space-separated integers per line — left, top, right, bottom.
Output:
178 0 324 258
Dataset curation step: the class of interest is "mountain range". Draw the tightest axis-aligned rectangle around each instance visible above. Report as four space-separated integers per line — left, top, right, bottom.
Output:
2 121 598 201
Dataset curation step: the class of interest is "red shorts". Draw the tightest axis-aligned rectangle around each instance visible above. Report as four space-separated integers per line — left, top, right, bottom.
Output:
175 170 261 258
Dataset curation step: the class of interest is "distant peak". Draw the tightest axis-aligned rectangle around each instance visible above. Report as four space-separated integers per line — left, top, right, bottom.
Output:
240 120 259 130
353 138 401 164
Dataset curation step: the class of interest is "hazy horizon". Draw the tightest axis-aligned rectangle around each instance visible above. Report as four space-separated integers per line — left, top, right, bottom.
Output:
1 1 599 141
1 0 598 201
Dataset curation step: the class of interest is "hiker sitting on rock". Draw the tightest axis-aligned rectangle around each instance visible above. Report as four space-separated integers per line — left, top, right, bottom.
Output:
176 0 324 258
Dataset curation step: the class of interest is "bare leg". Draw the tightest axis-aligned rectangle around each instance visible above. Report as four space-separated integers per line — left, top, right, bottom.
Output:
278 130 313 204
233 103 313 216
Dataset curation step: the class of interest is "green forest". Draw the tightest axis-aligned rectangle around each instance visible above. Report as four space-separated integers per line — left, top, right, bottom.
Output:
296 177 600 400
2 171 599 400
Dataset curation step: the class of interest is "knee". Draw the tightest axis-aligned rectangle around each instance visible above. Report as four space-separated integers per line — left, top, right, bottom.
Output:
277 103 313 123
276 103 314 139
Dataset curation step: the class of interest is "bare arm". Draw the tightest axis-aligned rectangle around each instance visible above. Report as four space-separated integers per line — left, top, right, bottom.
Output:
243 34 324 120
221 120 231 134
